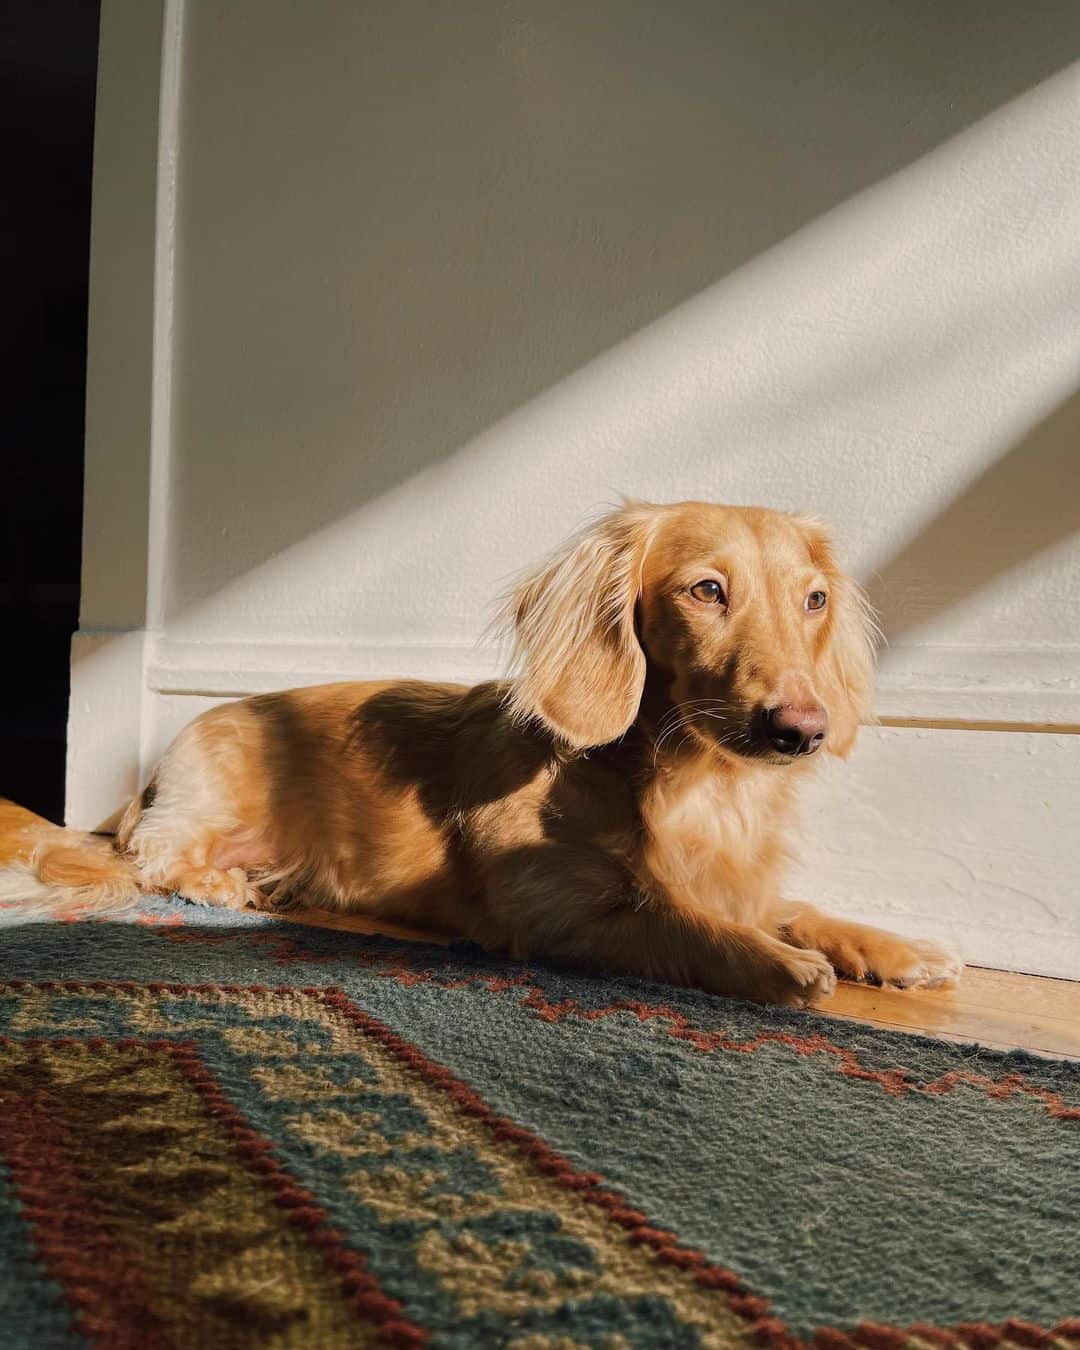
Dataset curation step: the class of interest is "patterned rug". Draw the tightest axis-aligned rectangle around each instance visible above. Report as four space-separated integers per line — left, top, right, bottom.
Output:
0 898 1077 1349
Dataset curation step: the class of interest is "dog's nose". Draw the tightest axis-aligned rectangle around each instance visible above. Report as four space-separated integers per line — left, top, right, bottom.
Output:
763 703 828 756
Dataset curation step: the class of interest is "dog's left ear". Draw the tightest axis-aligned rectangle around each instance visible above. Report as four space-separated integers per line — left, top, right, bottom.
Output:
796 518 879 758
501 505 658 750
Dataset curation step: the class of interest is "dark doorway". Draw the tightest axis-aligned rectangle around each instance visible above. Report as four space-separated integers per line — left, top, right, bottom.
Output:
0 2 101 822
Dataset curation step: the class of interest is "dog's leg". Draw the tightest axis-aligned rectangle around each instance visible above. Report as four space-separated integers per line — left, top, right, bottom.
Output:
481 846 836 1007
112 702 282 913
159 864 261 911
774 901 961 988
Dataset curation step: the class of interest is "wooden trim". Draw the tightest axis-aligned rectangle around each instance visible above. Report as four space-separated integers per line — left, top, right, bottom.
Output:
80 0 169 633
144 636 1080 731
878 716 1080 735
72 0 184 822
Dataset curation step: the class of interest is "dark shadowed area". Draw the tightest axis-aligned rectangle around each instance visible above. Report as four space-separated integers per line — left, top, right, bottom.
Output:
0 1 100 819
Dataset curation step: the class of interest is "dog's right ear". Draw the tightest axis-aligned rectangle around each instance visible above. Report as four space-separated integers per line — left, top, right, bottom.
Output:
500 505 658 750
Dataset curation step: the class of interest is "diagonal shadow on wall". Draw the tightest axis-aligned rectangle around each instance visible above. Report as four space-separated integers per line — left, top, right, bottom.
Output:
869 390 1080 643
162 0 1080 618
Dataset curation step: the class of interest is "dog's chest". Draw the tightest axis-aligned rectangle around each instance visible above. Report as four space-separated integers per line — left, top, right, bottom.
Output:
639 765 792 923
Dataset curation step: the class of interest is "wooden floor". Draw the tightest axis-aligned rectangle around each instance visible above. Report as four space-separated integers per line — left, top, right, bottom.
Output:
2 798 1078 1059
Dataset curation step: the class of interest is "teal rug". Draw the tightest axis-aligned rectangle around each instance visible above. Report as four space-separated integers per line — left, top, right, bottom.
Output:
0 896 1077 1348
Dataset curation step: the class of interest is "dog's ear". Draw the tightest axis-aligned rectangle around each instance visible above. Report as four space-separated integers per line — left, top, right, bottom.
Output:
501 505 657 750
797 518 879 758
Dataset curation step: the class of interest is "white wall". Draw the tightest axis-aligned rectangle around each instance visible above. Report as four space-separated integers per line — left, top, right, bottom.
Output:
73 0 1080 975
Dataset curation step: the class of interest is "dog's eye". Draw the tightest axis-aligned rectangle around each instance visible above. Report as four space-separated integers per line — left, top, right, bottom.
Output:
805 590 828 612
690 579 727 606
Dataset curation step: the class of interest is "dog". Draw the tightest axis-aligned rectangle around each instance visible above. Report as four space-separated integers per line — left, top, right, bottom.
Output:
1 501 960 1005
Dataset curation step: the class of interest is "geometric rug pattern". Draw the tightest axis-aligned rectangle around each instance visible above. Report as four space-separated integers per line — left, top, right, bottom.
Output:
0 899 1078 1347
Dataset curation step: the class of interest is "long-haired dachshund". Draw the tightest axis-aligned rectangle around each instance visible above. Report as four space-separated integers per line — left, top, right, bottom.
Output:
2 501 960 1004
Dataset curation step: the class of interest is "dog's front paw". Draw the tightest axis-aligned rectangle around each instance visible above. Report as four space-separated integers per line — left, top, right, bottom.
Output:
873 936 962 989
828 929 961 989
766 945 837 1008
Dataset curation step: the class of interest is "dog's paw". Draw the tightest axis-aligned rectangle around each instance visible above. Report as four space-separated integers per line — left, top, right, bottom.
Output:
770 945 837 1008
874 936 962 990
828 929 961 989
174 866 258 911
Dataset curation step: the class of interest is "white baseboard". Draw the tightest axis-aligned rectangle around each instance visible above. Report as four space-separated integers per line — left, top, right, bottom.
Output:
793 726 1080 981
145 635 1080 725
66 629 147 829
146 636 504 696
876 643 1080 724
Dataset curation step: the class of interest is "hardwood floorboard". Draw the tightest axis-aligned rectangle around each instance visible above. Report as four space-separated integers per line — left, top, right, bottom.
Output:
818 966 1080 1059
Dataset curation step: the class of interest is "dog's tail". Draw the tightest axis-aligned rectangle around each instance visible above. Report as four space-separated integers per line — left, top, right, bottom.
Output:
0 801 144 918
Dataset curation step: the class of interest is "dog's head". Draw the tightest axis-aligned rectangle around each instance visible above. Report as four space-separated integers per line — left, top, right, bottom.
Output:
504 501 878 761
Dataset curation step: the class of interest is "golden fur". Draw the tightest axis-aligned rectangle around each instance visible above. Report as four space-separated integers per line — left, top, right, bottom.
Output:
1 502 960 1005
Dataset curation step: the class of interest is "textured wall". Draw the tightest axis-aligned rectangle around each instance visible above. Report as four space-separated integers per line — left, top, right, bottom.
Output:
159 1 1080 682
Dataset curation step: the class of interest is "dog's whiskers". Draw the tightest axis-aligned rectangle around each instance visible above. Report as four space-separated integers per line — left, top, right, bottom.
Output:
652 700 747 766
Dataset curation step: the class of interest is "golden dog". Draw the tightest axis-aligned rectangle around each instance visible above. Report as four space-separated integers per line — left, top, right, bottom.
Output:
2 501 960 1004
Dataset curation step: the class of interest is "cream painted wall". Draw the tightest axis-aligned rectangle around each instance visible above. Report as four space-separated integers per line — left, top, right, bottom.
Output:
73 1 1080 975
